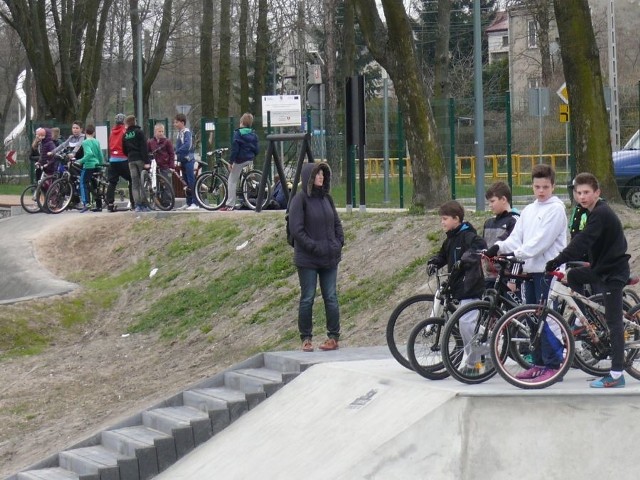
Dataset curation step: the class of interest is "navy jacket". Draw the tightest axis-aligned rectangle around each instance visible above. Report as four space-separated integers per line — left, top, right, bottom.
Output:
288 162 344 269
230 127 259 164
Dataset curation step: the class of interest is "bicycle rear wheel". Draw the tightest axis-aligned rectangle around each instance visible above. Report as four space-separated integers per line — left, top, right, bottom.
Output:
195 172 227 210
386 294 436 370
20 184 42 213
407 317 448 380
242 169 271 210
45 178 74 214
490 304 574 389
441 300 504 385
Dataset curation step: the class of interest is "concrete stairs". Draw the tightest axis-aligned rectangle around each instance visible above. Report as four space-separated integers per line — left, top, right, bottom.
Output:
10 352 314 480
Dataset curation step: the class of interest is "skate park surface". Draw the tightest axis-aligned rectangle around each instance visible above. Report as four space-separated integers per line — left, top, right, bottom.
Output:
2 206 640 479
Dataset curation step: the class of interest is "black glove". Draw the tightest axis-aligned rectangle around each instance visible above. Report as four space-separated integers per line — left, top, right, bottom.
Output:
545 259 560 273
427 262 438 276
485 244 500 258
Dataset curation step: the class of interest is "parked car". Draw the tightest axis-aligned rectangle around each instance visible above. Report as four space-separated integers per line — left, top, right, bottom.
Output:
613 129 640 208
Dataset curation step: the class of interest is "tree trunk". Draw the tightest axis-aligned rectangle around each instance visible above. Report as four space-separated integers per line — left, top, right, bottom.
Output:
533 0 553 86
238 0 250 114
352 0 449 207
323 0 340 177
217 0 231 118
432 0 451 166
252 0 269 116
200 0 215 118
553 0 619 200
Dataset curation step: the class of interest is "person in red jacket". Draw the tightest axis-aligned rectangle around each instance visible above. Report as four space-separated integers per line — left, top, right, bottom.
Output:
106 113 133 212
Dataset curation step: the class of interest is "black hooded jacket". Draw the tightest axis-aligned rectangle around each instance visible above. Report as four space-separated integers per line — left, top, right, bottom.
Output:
288 162 344 269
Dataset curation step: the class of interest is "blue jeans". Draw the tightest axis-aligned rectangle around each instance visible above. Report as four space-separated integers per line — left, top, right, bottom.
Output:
297 266 340 340
181 160 195 205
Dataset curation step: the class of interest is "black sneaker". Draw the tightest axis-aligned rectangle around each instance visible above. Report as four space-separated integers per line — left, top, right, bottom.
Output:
107 204 116 212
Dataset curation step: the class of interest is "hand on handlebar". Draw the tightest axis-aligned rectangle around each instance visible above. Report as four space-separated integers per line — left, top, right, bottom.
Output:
545 259 561 273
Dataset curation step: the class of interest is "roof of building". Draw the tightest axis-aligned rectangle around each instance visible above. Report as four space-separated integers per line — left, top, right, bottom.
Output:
486 10 508 34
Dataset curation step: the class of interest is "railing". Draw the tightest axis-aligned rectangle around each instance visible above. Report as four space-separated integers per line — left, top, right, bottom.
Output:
360 154 570 183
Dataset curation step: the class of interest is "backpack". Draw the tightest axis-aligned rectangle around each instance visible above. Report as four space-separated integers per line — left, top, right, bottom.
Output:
448 232 485 300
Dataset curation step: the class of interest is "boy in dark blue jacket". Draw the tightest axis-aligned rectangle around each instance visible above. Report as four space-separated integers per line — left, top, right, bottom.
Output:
220 113 259 211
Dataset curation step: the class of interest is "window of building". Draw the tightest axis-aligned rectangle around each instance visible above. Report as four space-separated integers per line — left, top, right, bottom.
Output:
528 20 538 48
502 35 508 47
528 77 541 89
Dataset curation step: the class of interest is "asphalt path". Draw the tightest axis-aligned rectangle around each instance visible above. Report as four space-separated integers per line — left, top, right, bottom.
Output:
0 213 78 305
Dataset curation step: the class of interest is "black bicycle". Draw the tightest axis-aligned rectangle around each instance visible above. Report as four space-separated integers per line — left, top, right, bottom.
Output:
194 148 271 211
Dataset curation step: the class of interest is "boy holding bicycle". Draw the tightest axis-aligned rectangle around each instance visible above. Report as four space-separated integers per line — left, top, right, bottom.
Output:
486 164 567 382
545 172 630 388
427 201 487 375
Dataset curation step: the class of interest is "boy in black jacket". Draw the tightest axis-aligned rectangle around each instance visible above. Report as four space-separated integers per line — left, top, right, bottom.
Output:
545 173 631 388
483 181 519 247
427 201 487 375
122 115 150 212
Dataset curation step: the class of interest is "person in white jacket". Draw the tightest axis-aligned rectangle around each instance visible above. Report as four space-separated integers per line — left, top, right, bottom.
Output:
485 164 568 383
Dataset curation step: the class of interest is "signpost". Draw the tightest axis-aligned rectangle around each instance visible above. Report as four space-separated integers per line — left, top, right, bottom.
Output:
556 82 570 174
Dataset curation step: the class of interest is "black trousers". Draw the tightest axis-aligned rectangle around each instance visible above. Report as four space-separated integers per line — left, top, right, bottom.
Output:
567 266 626 372
106 161 133 206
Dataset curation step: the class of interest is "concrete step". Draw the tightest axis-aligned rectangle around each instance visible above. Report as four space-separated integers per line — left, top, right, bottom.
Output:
223 368 283 398
101 425 178 478
58 445 139 480
16 467 91 480
181 390 231 434
141 406 212 458
184 387 249 421
263 352 311 375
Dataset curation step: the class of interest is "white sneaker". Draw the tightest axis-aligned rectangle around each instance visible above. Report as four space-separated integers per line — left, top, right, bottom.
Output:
177 204 189 210
186 204 200 210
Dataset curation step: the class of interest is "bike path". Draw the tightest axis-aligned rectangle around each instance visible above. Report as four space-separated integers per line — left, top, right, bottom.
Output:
0 213 79 305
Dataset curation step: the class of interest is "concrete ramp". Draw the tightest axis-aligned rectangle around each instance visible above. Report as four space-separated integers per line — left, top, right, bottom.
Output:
0 215 77 304
155 359 640 480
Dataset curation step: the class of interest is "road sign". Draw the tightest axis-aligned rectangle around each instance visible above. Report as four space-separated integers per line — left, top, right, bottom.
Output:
556 82 569 104
262 95 302 127
5 150 16 166
559 104 570 123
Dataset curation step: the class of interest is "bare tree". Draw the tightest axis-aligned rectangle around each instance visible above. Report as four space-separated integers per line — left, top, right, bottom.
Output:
217 0 231 117
553 0 618 200
0 0 114 123
200 0 215 117
352 0 448 207
252 0 269 115
238 0 250 113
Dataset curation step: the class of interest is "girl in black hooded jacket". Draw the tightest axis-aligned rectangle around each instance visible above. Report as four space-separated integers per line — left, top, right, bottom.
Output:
288 162 344 352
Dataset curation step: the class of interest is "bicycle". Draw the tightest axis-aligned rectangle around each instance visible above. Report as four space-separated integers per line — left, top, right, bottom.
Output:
141 153 175 211
20 165 55 214
194 148 271 211
488 262 613 389
386 268 458 373
45 160 107 214
440 254 529 385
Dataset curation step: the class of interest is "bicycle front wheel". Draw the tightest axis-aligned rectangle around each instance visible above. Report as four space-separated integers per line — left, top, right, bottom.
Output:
20 184 43 214
45 178 74 214
386 294 436 370
195 172 228 210
490 304 574 389
407 317 448 380
152 175 175 210
441 300 504 385
242 169 271 210
622 303 640 380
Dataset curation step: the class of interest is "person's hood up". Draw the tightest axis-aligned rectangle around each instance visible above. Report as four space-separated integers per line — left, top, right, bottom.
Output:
43 128 53 141
300 162 331 197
